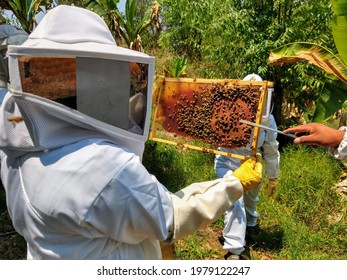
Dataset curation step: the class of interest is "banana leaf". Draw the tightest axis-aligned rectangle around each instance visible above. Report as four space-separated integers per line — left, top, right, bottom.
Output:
331 0 347 66
0 0 50 32
268 42 347 83
312 74 347 122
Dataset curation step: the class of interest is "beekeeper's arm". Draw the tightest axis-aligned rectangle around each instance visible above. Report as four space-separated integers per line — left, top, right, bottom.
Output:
169 154 262 241
262 123 280 196
331 126 347 159
85 153 261 244
283 123 347 159
262 115 280 178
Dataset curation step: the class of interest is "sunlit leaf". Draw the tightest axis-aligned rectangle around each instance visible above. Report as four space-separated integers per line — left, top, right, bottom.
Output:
268 42 347 83
0 0 50 32
331 0 347 66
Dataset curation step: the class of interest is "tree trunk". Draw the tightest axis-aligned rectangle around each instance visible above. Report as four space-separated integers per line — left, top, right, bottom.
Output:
272 79 284 127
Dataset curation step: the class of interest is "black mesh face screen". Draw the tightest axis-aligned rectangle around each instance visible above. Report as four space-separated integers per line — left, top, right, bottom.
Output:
55 96 77 109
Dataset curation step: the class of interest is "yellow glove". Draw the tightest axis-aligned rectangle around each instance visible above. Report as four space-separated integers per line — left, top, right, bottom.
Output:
232 153 263 191
266 178 278 197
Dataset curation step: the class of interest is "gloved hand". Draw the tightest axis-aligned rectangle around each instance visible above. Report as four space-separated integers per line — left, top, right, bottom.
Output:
169 177 243 241
232 153 263 191
266 178 278 197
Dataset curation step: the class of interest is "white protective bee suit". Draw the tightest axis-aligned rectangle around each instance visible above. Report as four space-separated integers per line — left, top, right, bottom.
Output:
0 5 261 260
214 74 280 257
332 127 347 159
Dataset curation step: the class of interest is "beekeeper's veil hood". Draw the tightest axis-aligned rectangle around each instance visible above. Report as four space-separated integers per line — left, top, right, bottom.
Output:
2 5 155 157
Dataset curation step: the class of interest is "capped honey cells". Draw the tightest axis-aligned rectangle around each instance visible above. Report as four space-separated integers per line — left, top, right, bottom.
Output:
156 82 261 149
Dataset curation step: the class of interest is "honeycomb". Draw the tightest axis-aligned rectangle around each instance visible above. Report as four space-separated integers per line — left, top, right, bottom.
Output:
156 81 261 149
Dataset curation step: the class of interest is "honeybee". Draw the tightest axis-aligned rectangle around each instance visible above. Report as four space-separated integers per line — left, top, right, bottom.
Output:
7 116 24 125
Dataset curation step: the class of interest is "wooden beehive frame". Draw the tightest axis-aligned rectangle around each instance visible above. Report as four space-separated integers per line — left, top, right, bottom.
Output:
149 77 268 160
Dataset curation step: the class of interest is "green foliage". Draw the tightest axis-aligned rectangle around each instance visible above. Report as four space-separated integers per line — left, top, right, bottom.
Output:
269 0 347 123
269 41 347 122
160 0 333 75
163 55 188 78
82 0 120 40
134 0 161 49
277 146 342 224
83 0 160 51
0 0 54 32
331 0 347 66
57 0 84 5
257 145 347 259
174 231 221 260
159 0 215 59
312 74 347 122
142 141 216 193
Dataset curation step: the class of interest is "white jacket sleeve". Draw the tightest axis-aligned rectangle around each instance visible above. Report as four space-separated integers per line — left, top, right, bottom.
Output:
85 156 173 244
169 176 243 241
331 127 347 159
86 155 242 244
262 115 280 179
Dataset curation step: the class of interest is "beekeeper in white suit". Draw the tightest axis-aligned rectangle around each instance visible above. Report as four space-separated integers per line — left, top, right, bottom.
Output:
0 5 262 260
214 73 280 260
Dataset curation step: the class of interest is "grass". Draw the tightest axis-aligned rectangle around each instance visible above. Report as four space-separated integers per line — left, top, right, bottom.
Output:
174 231 222 260
143 140 216 192
143 141 347 260
256 145 347 260
1 141 346 260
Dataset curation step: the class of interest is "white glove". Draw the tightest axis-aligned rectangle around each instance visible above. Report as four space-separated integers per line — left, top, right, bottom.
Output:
169 177 242 241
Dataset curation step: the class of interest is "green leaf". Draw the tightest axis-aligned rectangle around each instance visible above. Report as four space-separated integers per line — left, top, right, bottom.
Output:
125 0 136 27
172 55 187 78
331 0 347 66
0 0 46 32
312 75 347 122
